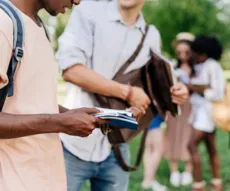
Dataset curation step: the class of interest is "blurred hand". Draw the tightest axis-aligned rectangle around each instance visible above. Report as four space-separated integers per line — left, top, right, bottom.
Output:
72 0 80 5
127 86 151 112
0 70 8 88
126 107 144 123
170 82 189 105
59 108 107 137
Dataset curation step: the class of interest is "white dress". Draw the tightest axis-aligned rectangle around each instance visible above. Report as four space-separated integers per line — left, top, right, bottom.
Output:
190 58 225 133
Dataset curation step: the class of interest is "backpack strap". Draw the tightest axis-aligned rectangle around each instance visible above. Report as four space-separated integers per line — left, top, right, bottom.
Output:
0 0 24 111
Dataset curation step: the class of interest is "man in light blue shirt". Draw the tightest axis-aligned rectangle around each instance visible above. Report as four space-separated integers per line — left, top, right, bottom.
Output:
57 0 188 190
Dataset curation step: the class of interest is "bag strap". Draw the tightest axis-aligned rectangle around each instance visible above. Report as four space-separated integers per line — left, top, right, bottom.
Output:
113 128 148 172
113 25 149 79
0 0 24 111
111 25 150 171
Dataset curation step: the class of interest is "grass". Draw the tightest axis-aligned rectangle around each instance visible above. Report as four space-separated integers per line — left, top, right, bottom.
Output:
58 71 230 191
128 130 230 191
78 130 230 191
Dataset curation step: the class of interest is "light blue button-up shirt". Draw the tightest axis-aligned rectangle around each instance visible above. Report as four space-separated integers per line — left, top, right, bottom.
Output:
57 0 161 162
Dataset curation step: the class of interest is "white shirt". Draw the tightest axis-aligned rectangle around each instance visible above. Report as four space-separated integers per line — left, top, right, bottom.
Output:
57 0 161 162
190 58 226 105
190 58 226 132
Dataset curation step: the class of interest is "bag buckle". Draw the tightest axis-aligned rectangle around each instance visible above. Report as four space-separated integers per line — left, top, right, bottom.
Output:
14 47 24 62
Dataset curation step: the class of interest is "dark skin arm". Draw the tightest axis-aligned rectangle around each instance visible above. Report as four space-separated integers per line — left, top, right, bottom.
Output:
0 106 143 139
186 84 210 96
0 108 107 139
0 112 59 139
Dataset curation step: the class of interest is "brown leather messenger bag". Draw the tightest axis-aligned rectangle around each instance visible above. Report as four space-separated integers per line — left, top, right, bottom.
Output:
95 25 178 171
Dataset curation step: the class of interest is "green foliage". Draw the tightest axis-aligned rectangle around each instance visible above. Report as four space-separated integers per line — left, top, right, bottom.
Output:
53 10 71 51
221 50 230 70
142 0 230 58
39 9 71 51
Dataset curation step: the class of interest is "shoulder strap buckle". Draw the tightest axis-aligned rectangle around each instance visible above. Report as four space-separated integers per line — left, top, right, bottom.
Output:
14 47 24 62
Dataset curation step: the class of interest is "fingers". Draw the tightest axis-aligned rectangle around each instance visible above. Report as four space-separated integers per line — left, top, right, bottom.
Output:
79 107 101 114
171 88 188 97
171 95 187 105
145 95 151 105
126 107 140 116
70 128 93 137
170 83 189 105
144 103 149 110
171 83 189 95
95 117 108 126
72 0 80 5
126 107 144 123
140 97 150 111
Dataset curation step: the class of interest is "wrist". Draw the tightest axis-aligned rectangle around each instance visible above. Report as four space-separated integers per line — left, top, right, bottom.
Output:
119 84 132 101
125 84 133 102
118 84 129 100
44 114 65 134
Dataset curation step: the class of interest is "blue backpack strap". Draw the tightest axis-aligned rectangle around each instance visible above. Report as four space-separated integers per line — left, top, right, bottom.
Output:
0 0 24 111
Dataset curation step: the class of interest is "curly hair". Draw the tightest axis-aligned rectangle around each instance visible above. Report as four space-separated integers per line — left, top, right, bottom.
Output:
191 35 223 61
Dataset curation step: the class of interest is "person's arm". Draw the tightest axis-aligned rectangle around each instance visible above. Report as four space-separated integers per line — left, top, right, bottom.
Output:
186 84 210 96
0 112 60 139
0 108 108 139
57 5 129 100
57 5 150 111
63 65 128 99
187 63 225 100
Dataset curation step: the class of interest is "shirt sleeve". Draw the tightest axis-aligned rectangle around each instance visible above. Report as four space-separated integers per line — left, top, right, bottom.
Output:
56 4 94 71
0 30 11 89
149 25 161 54
204 63 226 101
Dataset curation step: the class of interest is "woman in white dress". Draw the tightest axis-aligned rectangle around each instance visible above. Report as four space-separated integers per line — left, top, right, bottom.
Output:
187 35 225 191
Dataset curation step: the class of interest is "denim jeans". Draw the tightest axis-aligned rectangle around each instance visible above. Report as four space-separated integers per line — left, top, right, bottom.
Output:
62 143 130 191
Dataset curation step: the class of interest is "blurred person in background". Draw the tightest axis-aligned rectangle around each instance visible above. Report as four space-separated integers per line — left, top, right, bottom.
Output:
164 32 195 187
57 0 189 190
142 33 195 191
142 114 166 191
188 35 225 191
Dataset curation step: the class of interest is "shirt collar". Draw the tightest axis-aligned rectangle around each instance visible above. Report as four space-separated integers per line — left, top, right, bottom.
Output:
135 13 146 34
107 0 146 34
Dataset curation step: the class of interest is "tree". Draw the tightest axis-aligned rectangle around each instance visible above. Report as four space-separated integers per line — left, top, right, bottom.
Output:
143 0 230 62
